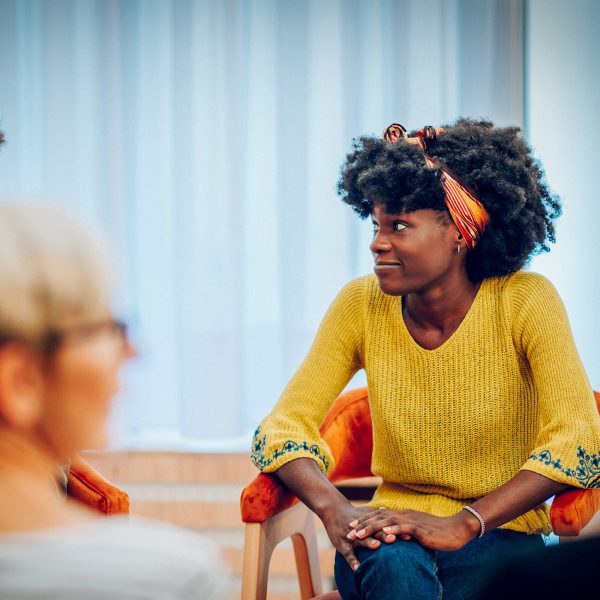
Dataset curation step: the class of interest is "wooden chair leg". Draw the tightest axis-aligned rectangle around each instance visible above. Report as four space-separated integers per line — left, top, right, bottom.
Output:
241 523 272 600
292 529 322 599
241 502 323 600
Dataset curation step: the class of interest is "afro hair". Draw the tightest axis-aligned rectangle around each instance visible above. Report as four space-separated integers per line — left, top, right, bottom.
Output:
337 118 561 281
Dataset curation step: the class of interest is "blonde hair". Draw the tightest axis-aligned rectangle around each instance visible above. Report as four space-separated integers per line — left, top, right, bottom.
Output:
0 204 112 345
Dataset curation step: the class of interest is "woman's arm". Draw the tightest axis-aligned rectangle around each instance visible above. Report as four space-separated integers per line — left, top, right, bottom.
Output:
252 278 366 476
348 470 568 550
466 469 568 531
252 279 371 568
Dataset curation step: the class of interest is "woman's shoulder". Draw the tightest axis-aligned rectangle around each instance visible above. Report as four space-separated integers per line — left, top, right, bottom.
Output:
488 271 567 336
94 516 224 560
329 274 383 310
339 273 378 293
0 517 231 599
338 273 390 301
87 518 232 598
489 270 560 304
0 515 222 562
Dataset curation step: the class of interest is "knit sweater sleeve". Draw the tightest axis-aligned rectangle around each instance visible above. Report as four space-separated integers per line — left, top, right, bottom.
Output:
250 277 366 475
510 272 600 488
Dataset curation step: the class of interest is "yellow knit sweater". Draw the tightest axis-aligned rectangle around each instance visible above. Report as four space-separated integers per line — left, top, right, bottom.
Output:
251 272 600 534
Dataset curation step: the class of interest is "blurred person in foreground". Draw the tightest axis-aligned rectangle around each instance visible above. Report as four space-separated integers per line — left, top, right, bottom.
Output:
0 201 231 599
251 119 600 599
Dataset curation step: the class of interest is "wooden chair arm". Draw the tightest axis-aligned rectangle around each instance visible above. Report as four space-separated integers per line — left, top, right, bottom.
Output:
67 455 130 516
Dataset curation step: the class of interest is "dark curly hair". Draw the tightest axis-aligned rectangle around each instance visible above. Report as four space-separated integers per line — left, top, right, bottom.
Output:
337 118 561 281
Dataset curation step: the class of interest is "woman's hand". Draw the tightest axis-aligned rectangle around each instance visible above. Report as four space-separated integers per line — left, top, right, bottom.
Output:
346 507 481 552
319 503 394 570
273 459 394 570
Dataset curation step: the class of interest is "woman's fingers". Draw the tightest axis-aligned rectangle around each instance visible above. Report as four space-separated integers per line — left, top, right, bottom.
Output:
379 531 397 543
347 509 416 544
348 508 386 528
339 541 361 570
382 523 418 538
346 528 392 548
350 517 393 539
349 508 394 529
373 530 389 543
352 536 381 549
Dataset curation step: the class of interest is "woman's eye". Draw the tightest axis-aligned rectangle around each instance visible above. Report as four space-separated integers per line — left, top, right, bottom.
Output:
394 222 407 232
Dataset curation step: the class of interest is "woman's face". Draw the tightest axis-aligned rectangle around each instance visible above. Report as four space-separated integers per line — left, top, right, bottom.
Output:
370 204 461 296
39 318 135 458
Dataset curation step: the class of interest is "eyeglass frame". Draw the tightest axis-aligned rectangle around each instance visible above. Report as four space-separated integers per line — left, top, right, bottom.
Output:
0 319 130 355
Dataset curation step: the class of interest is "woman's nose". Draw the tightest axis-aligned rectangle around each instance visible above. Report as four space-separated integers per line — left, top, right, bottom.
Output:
123 340 138 360
370 231 391 254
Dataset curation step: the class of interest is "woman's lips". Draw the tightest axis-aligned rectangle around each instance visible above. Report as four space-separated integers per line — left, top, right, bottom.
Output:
374 262 402 274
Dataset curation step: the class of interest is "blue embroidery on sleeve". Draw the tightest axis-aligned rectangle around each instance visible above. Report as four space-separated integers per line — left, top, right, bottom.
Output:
251 426 330 472
529 446 600 488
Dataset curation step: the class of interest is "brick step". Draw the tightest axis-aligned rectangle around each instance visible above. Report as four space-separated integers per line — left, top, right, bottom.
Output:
132 499 242 528
82 451 258 484
131 499 336 530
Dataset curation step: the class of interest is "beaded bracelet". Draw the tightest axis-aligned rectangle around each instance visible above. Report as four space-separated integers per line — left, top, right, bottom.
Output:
462 506 486 538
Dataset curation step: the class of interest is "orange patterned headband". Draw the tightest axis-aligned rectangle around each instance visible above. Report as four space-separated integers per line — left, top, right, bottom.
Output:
382 123 490 250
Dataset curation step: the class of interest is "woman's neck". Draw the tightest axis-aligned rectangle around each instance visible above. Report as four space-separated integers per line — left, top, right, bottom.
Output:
0 428 86 533
403 270 481 334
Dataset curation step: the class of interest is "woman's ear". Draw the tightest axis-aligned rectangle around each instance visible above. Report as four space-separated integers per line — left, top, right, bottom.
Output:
455 230 467 253
0 345 45 429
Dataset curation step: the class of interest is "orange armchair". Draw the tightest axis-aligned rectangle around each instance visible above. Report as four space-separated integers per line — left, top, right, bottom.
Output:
240 388 600 600
67 455 130 516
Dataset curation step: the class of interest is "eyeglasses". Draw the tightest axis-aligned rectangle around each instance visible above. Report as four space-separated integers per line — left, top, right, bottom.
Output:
41 319 130 354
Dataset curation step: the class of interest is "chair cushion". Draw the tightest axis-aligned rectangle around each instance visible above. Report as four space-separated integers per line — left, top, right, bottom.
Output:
240 472 299 523
67 456 130 516
550 487 600 536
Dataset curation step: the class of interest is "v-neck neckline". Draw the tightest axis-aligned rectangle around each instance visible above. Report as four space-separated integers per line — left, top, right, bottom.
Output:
398 280 487 353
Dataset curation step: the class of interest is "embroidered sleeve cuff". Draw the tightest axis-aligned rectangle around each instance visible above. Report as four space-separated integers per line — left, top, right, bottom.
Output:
251 426 333 475
522 445 600 489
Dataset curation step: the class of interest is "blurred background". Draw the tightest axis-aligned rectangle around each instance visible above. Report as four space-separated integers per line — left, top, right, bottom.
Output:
1 1 598 595
0 0 598 452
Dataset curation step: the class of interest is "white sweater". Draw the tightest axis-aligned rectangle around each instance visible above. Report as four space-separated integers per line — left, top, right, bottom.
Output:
0 517 232 599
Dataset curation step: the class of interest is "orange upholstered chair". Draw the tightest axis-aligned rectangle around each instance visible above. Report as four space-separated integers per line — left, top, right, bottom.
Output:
240 388 600 600
67 455 130 516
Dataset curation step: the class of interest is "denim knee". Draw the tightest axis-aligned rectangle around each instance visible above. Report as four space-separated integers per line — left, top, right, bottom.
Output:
336 541 441 600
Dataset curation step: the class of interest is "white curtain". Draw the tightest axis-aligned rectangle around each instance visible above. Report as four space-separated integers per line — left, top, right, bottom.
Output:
0 0 526 448
527 0 600 393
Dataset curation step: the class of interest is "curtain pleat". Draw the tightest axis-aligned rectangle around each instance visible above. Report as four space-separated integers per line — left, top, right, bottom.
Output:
0 0 525 447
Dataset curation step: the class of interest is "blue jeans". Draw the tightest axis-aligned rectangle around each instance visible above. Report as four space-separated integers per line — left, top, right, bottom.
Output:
334 530 544 600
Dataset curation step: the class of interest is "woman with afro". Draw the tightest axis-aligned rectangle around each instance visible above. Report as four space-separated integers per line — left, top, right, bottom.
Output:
251 118 600 599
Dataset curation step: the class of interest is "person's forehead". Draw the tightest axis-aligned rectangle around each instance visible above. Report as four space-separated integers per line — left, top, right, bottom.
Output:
372 206 429 220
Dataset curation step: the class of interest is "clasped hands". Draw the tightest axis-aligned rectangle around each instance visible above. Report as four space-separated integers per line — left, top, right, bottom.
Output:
331 506 481 570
